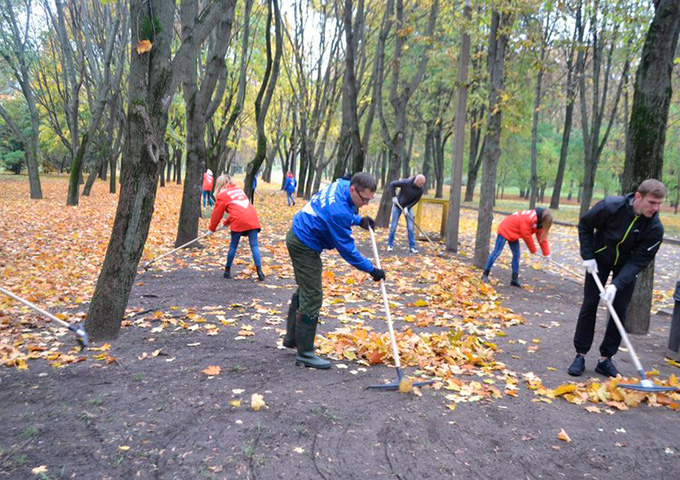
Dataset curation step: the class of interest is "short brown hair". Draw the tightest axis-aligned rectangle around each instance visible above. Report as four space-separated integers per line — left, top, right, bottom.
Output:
350 172 377 192
637 179 666 198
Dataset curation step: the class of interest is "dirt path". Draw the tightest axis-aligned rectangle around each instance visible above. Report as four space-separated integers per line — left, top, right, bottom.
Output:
2 233 679 479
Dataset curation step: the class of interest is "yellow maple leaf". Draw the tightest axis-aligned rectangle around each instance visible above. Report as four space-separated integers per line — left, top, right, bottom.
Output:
202 365 221 376
552 383 577 397
136 40 152 54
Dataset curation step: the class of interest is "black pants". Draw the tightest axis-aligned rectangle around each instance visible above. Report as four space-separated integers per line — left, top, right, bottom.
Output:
573 266 636 358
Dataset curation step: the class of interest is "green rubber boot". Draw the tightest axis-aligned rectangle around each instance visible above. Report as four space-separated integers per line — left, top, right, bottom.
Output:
282 293 298 349
295 313 330 369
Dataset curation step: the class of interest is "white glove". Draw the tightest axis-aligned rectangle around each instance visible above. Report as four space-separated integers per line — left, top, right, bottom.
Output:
392 196 399 205
403 207 409 216
601 284 617 304
582 259 598 274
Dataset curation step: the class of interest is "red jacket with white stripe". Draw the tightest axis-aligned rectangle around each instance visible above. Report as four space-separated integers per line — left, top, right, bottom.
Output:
209 185 261 233
497 209 550 255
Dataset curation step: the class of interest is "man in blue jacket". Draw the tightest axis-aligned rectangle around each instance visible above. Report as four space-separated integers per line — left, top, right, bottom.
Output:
568 179 665 378
284 172 386 369
387 174 426 253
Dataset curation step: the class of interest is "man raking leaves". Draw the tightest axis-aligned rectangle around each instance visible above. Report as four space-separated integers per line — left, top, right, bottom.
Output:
568 179 666 380
284 172 385 369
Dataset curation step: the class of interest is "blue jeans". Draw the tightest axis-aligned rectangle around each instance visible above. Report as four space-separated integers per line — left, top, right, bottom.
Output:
202 190 214 207
387 205 416 249
226 230 261 269
286 191 295 206
484 234 520 275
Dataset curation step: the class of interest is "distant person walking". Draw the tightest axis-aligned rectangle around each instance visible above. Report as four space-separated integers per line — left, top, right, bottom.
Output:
481 208 553 287
249 171 258 205
283 171 297 206
202 169 214 208
209 175 265 281
387 174 426 254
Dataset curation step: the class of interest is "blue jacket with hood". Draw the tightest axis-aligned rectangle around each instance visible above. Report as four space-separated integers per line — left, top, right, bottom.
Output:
292 179 374 273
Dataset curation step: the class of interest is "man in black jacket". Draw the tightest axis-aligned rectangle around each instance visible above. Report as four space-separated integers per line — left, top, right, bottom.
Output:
568 179 666 378
387 174 426 254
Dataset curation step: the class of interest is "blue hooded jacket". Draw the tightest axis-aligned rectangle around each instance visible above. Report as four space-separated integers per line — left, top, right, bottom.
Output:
283 176 297 193
292 179 374 273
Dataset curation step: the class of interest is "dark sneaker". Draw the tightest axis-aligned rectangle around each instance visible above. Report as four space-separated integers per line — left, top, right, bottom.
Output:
595 358 619 377
567 354 585 376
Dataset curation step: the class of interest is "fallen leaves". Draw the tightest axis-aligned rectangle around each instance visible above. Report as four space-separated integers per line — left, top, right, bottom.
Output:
251 393 266 411
557 429 571 443
202 365 221 376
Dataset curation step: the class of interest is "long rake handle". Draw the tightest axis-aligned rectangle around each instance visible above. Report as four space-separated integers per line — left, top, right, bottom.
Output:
590 271 646 377
145 230 213 268
0 286 71 329
394 202 439 251
547 258 583 282
368 227 402 370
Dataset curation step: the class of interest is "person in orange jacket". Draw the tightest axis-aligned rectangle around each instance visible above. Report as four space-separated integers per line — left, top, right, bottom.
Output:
482 208 553 287
208 174 264 281
202 169 214 208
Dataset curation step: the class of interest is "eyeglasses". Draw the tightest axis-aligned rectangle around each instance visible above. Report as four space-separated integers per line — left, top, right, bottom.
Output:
356 189 372 204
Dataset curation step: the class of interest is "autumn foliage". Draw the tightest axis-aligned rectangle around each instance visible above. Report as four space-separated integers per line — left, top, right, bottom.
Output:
1 175 678 411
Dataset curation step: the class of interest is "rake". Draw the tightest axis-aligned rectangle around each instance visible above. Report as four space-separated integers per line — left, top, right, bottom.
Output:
0 286 89 349
366 227 433 391
144 227 220 270
393 201 445 256
589 271 678 393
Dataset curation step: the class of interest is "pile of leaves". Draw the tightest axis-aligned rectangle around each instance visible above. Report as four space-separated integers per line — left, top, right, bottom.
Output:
2 176 678 412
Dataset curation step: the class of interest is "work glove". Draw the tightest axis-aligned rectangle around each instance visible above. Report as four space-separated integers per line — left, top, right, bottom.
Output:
601 284 617 304
370 267 386 282
359 216 376 231
402 207 409 216
582 259 598 274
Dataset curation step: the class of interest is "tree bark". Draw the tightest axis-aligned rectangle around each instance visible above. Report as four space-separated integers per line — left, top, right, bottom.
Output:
621 0 680 334
176 1 236 247
445 0 471 251
473 10 513 269
375 0 438 227
334 0 364 179
85 0 235 341
245 0 282 199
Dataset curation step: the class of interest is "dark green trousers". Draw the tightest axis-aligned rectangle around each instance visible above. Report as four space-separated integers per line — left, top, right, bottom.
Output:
286 229 323 317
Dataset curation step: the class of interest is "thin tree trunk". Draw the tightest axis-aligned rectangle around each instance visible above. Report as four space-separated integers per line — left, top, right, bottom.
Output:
473 10 513 269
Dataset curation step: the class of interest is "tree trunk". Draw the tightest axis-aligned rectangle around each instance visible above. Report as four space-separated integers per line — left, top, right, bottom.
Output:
85 0 235 340
473 10 512 269
445 0 471 251
176 2 236 246
621 0 680 334
245 0 282 199
375 0 438 227
334 0 364 179
464 110 484 202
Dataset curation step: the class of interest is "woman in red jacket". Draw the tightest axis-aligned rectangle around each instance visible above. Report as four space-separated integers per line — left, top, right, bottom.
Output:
209 175 265 281
482 208 552 287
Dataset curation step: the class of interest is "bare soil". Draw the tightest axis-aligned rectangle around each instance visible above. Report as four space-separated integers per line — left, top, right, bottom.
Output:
1 239 679 480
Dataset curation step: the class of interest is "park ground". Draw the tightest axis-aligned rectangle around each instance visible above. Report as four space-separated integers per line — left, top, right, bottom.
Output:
1 175 679 479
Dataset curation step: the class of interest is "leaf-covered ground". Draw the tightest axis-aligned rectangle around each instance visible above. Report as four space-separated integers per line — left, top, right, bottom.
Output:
1 175 679 479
